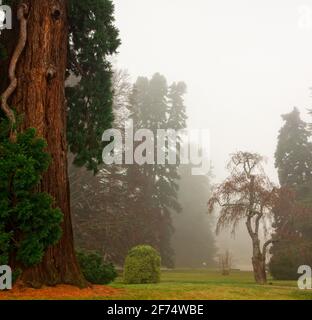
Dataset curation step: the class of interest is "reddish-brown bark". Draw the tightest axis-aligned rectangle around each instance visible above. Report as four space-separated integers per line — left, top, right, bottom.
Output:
11 0 85 288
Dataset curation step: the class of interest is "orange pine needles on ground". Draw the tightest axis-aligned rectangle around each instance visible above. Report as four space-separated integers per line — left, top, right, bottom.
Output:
0 283 122 300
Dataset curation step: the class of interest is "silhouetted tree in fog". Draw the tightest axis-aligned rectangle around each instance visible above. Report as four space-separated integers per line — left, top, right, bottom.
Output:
172 163 217 268
270 108 312 279
208 152 284 284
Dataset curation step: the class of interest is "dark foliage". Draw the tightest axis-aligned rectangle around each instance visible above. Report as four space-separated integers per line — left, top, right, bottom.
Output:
0 121 63 268
67 0 121 172
77 250 117 285
270 108 312 279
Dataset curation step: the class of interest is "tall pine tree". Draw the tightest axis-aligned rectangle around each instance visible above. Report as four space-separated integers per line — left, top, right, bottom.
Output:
128 74 187 267
71 73 188 267
275 108 312 201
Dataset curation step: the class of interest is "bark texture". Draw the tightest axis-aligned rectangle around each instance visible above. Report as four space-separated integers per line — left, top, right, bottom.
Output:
11 0 85 288
251 238 267 285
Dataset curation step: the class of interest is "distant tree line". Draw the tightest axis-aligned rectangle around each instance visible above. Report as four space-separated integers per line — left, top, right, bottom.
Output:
70 71 217 268
172 163 216 268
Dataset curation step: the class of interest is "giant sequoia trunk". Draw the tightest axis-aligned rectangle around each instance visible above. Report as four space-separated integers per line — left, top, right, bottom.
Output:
11 1 85 287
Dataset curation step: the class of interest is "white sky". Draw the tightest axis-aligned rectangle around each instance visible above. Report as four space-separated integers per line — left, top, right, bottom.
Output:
114 0 312 184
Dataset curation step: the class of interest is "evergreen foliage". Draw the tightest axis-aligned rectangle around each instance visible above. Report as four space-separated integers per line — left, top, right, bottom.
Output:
270 108 312 279
127 74 187 267
71 72 189 268
77 250 117 284
0 121 63 267
0 0 120 285
275 108 312 199
66 0 121 172
1 0 120 173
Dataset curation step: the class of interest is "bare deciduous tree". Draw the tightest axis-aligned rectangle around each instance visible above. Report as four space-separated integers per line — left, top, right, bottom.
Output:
218 250 233 276
208 152 280 284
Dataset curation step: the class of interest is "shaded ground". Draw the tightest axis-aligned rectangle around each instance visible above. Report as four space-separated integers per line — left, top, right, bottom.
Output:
1 270 312 300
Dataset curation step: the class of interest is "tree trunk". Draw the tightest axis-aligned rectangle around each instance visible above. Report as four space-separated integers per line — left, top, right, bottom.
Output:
251 239 267 285
11 0 85 288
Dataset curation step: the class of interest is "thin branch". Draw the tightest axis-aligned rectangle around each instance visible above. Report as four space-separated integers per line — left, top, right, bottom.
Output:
1 3 28 141
262 239 278 257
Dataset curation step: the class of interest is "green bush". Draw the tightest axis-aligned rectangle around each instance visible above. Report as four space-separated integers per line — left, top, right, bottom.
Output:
123 245 161 284
0 123 63 268
77 250 117 284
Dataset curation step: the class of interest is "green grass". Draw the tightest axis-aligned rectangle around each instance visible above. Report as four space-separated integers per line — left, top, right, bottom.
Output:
102 269 312 300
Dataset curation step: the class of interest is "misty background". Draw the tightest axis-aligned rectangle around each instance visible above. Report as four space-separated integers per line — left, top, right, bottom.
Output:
113 0 312 269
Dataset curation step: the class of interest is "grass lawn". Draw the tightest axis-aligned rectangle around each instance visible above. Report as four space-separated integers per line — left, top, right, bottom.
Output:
104 269 312 300
1 269 312 300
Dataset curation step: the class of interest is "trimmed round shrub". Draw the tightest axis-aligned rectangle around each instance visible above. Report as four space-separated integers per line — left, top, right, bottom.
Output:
123 245 161 284
77 250 117 284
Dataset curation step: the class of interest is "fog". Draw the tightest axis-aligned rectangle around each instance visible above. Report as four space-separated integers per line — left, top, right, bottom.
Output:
113 0 312 269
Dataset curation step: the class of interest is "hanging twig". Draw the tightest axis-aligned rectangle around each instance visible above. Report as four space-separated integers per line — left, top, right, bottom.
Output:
1 3 28 140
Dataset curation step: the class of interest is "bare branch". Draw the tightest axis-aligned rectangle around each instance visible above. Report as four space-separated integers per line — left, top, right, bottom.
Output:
262 239 278 258
1 4 28 141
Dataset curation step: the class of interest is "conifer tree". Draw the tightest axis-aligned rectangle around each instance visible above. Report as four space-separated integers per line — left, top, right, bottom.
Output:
0 0 120 287
270 108 312 279
172 162 217 268
128 74 187 267
70 72 188 268
275 108 312 200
